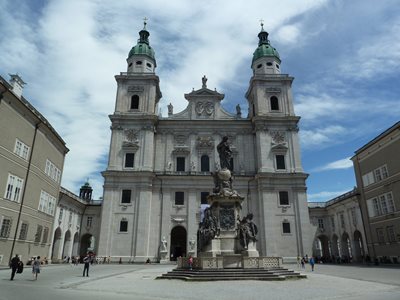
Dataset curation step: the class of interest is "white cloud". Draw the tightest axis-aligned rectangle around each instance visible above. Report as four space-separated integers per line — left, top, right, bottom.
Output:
300 125 347 148
312 157 353 172
276 25 301 45
0 0 328 198
307 190 350 202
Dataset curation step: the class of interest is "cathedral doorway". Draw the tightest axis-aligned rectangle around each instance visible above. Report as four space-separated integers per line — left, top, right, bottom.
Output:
313 235 329 259
51 227 62 262
331 234 340 258
170 226 187 261
341 232 352 262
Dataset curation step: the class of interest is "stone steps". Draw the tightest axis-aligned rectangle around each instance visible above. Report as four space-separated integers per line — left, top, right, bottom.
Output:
156 268 306 281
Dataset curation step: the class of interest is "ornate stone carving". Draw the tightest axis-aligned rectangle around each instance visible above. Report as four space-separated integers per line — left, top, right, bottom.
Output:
271 131 285 144
195 101 214 116
219 205 235 230
174 134 187 146
196 136 214 149
127 85 144 92
265 87 281 93
124 129 139 143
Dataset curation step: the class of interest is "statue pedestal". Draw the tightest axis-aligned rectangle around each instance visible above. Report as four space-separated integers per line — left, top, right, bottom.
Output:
159 250 169 264
241 241 260 257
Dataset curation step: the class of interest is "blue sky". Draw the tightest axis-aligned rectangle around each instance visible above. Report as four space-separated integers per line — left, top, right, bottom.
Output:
1 0 399 201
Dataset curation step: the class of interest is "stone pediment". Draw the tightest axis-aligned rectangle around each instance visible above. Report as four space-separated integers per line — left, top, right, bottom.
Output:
184 88 224 101
271 143 288 152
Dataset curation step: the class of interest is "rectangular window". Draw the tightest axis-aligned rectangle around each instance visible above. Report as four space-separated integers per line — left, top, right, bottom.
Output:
350 207 357 225
387 226 396 243
318 218 324 229
4 174 24 202
374 168 382 182
276 155 286 170
34 225 43 243
59 208 64 222
376 228 385 244
386 193 395 213
282 222 291 234
42 227 49 244
124 153 135 168
380 195 388 214
86 216 93 227
340 213 345 228
362 171 375 187
372 198 381 216
175 191 184 205
279 191 289 206
38 190 56 216
330 216 335 230
120 220 128 232
381 165 389 179
201 192 209 205
121 190 132 204
19 223 28 240
14 139 30 159
45 159 61 183
0 218 12 238
176 157 185 171
68 211 73 223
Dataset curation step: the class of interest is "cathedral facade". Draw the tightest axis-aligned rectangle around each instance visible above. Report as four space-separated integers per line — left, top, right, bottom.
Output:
97 23 311 262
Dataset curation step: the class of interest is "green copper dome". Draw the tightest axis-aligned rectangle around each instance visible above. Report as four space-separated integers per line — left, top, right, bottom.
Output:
128 23 155 60
252 27 280 63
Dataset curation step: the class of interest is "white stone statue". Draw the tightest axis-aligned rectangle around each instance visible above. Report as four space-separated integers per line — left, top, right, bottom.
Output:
161 236 167 251
189 238 196 252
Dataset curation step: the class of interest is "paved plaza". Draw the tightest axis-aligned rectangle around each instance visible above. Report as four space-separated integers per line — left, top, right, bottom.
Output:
1 263 400 300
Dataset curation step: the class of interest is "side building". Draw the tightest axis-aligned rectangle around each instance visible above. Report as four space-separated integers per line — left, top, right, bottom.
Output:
352 121 400 263
0 75 69 266
308 189 367 263
98 23 311 263
50 183 102 263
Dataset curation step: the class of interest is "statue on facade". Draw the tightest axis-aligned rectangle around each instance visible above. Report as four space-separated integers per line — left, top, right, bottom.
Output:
202 75 208 88
167 103 173 115
197 208 220 251
236 104 241 116
237 213 258 249
217 136 232 171
161 236 167 252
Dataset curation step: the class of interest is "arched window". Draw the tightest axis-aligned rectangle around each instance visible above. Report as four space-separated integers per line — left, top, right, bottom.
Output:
201 155 210 172
270 96 279 111
131 95 139 110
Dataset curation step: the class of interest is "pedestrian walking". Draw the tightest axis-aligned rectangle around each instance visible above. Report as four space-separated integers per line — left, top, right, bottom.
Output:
9 254 20 281
301 257 305 269
309 256 315 272
188 255 193 270
32 256 41 280
83 255 90 277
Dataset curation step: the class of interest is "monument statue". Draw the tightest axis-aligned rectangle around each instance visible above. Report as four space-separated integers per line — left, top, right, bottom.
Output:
237 213 258 249
167 103 173 115
197 208 220 251
217 136 233 171
161 236 167 251
236 104 241 115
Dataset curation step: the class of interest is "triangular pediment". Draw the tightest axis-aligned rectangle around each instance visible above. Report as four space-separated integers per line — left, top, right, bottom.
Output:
184 88 224 101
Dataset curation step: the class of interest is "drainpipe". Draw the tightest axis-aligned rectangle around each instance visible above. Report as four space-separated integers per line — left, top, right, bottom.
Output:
9 121 41 265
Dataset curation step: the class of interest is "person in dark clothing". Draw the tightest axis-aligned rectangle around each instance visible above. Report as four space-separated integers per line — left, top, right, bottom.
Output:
83 255 90 277
10 254 20 280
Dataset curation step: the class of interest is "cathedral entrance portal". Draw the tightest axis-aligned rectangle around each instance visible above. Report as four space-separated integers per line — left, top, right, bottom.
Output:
170 226 187 261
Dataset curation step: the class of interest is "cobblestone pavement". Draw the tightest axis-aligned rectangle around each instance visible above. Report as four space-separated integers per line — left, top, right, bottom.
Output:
1 263 400 300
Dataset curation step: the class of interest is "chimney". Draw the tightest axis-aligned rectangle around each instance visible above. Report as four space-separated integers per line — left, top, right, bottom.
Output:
9 74 26 98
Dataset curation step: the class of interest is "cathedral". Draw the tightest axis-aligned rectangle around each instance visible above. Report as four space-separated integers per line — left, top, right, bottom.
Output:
97 22 312 262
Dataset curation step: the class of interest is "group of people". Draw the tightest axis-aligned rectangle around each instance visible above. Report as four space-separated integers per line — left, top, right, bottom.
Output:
10 254 41 281
298 255 316 271
9 253 97 280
